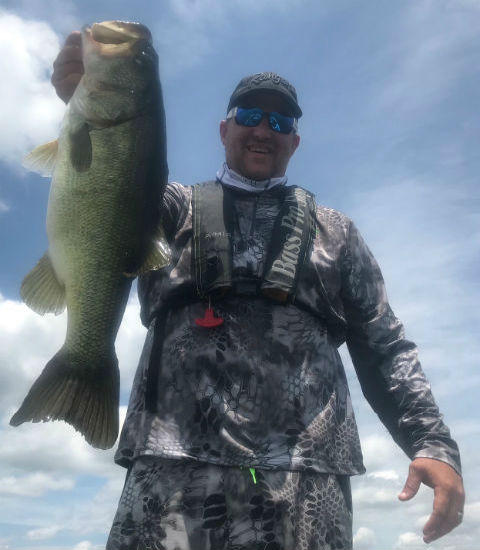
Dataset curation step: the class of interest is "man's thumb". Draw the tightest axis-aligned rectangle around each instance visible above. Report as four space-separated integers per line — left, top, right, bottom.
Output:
398 466 422 501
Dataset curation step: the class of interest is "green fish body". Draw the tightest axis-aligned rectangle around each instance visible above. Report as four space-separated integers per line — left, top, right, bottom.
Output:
10 21 169 449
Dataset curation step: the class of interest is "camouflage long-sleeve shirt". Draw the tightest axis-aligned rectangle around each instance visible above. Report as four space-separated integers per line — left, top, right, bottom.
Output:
114 182 461 476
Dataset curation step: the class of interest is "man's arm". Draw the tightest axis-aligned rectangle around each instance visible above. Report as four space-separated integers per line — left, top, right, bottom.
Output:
340 220 464 543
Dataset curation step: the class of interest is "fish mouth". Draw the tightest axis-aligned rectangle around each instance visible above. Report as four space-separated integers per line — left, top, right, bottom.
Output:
91 21 152 44
82 21 152 55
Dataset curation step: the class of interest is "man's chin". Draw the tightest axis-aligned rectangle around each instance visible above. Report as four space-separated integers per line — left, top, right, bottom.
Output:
245 173 270 181
241 167 275 181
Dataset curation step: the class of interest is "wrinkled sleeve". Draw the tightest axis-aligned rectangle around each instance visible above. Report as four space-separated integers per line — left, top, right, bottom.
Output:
138 183 191 326
341 220 461 475
161 182 191 242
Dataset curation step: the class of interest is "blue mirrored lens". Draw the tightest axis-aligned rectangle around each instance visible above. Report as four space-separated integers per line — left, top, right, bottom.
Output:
235 107 294 134
269 114 283 133
240 108 263 126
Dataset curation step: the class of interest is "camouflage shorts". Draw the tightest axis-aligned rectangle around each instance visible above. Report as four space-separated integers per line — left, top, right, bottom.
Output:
106 456 352 550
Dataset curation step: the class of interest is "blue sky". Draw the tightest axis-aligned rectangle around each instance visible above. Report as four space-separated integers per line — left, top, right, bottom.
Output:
0 1 479 549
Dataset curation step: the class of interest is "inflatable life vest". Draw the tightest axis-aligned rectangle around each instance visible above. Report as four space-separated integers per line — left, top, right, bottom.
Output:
192 180 316 303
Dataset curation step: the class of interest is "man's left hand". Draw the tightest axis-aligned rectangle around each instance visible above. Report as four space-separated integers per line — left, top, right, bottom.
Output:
398 457 465 544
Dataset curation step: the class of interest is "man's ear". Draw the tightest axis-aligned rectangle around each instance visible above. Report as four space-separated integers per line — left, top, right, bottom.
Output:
291 133 300 156
219 119 228 145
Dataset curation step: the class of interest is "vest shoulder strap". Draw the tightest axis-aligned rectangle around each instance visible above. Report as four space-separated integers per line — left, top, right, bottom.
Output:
261 185 316 302
192 181 232 297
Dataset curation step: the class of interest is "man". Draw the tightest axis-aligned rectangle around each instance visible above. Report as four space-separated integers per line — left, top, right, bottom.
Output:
52 32 464 550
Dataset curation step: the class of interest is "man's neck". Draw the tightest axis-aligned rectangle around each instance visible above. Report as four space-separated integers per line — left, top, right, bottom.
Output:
216 163 288 193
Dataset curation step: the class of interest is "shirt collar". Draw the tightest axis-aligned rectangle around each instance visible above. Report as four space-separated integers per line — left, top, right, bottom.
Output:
216 163 288 193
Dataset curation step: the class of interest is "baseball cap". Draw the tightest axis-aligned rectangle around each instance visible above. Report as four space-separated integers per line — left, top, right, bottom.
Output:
227 72 302 119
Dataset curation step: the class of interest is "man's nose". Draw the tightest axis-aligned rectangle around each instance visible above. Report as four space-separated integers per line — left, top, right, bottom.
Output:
251 116 272 138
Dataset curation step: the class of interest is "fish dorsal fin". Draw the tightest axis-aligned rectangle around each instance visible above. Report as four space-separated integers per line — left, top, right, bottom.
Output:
21 252 66 315
23 140 59 177
124 228 171 277
69 123 92 172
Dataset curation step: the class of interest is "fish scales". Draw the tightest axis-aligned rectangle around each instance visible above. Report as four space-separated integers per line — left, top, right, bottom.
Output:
10 21 170 449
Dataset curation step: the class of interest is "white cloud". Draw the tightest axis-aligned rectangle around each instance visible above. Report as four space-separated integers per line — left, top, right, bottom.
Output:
353 484 399 506
395 531 424 548
367 469 400 482
0 473 74 497
464 500 480 522
433 501 480 550
353 526 376 549
67 477 123 536
414 513 430 530
26 524 61 540
0 281 145 544
1 473 124 543
73 542 100 550
0 289 141 543
0 405 128 479
0 10 64 168
0 287 143 423
0 199 9 213
360 434 407 472
0 290 145 407
0 289 143 482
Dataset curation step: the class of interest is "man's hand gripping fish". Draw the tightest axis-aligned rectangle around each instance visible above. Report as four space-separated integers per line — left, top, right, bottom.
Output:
10 21 170 449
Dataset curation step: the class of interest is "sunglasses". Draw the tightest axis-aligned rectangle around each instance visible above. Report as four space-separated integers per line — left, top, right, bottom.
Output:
227 106 298 134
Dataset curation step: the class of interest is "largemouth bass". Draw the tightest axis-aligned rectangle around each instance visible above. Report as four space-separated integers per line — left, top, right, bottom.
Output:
10 21 170 449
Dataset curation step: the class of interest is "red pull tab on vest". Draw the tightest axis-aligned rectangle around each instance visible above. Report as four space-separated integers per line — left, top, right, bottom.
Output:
195 307 224 328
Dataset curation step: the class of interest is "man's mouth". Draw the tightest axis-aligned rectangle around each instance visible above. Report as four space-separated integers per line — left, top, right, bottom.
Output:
247 145 272 154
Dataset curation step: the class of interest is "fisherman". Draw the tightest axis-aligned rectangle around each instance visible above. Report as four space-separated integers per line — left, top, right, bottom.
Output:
52 31 464 550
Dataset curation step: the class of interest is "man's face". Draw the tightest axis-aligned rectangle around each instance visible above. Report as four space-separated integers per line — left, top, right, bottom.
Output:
219 92 300 181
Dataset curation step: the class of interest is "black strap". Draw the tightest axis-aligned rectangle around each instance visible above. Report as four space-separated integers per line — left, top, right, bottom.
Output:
261 186 316 302
192 181 233 297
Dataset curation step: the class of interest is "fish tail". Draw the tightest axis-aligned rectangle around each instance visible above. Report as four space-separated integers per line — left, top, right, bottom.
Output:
10 346 119 449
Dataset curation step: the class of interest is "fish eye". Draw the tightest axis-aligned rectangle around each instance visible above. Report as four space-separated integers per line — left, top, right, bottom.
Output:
132 41 156 69
134 50 148 66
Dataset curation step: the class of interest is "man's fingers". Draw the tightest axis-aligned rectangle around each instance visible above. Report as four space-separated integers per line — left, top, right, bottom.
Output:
423 495 464 543
53 45 83 70
51 61 84 83
63 30 82 47
423 488 450 542
53 73 83 103
422 482 465 543
51 31 83 103
398 464 422 501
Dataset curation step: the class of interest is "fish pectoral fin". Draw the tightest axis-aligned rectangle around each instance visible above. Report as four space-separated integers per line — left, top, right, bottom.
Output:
21 253 66 315
124 228 171 277
23 140 59 177
69 123 92 172
10 346 120 450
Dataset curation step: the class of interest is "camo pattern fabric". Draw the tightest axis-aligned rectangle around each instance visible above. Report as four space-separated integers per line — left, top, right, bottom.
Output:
116 185 365 475
106 456 353 550
115 182 461 478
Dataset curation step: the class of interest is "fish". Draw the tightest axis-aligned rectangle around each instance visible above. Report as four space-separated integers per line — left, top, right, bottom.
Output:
10 21 170 449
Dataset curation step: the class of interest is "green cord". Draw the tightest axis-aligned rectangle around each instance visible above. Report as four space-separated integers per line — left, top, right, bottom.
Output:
240 466 257 484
